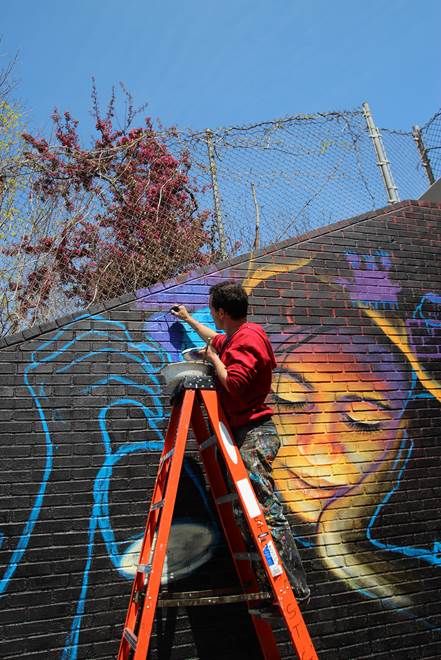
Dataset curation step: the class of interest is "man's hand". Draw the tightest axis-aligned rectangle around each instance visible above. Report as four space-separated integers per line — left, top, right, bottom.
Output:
202 340 230 391
203 339 218 364
169 304 218 344
170 304 192 323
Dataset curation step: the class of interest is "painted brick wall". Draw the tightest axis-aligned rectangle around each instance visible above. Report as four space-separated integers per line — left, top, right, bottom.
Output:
1 200 441 659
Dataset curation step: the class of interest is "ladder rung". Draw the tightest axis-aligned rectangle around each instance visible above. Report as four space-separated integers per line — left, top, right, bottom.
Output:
233 552 260 561
157 589 272 607
151 499 164 511
159 448 175 469
123 627 137 650
215 493 238 505
199 435 217 451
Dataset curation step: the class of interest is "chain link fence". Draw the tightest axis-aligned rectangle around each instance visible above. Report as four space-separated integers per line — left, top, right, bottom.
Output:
0 103 439 336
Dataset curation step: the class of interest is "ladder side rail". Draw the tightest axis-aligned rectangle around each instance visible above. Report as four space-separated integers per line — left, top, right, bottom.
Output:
118 395 184 658
139 395 183 555
132 389 196 660
191 397 271 593
191 394 282 660
200 389 318 660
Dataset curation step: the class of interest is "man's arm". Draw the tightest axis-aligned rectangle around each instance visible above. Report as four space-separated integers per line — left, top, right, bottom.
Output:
205 342 229 390
204 341 259 395
170 305 217 343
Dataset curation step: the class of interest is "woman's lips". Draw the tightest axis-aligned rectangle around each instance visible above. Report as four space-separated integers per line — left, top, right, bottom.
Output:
284 466 342 499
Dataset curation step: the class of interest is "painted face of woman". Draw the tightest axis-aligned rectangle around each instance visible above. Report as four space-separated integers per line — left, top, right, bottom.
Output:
272 333 410 524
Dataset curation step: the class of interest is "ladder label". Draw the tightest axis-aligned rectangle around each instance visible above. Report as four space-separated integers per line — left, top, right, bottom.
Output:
262 540 283 577
236 478 261 518
219 422 239 464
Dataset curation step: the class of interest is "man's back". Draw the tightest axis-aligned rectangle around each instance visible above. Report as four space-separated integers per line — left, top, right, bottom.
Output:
211 322 276 429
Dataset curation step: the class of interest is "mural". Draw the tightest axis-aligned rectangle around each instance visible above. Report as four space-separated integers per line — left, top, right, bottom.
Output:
268 251 441 630
139 251 441 632
0 315 221 658
1 229 441 658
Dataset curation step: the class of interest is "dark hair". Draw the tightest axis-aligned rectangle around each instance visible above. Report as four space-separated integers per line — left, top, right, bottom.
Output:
209 281 248 320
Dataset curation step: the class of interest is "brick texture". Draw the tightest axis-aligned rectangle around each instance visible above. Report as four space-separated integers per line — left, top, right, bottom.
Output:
1 200 441 659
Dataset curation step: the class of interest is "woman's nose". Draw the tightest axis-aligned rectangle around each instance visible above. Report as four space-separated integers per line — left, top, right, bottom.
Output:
297 410 344 465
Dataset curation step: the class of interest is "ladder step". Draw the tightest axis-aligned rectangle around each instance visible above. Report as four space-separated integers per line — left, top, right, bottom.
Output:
215 493 238 505
157 589 272 607
199 435 217 451
123 627 137 650
159 448 175 469
151 499 164 511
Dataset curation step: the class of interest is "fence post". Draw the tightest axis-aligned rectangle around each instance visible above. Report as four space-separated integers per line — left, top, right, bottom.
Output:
250 183 260 251
412 125 435 185
362 102 400 204
205 129 227 259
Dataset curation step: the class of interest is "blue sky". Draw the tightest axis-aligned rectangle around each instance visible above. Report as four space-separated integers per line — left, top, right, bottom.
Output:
1 0 440 140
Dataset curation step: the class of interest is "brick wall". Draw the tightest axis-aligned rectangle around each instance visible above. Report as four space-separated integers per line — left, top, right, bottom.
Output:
1 200 440 659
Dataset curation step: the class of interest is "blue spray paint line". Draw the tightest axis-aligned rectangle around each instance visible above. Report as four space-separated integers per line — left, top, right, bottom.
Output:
0 313 172 660
413 292 441 325
62 437 163 659
0 315 166 598
63 400 222 657
0 365 54 595
367 433 441 566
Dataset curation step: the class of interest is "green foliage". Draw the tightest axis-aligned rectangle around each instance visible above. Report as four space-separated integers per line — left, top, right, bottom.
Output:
0 100 26 240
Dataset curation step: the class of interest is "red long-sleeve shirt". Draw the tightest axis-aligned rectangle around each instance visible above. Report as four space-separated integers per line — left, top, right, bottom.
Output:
211 322 276 429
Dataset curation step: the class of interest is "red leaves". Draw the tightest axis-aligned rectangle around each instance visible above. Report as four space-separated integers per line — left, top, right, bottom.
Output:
11 102 213 317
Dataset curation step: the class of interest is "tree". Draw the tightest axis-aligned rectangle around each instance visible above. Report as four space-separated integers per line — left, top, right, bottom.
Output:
0 48 31 336
5 88 213 331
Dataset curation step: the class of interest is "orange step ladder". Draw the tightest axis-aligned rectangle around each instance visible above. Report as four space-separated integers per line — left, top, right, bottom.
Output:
118 374 318 660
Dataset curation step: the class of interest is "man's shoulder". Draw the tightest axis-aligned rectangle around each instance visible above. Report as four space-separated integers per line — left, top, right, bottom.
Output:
239 323 269 342
211 332 227 349
234 323 274 355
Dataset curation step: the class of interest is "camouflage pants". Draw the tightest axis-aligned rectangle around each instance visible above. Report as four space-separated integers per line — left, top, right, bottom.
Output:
232 418 310 601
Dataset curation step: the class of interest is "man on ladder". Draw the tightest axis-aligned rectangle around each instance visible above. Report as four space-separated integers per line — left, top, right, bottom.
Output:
171 281 310 614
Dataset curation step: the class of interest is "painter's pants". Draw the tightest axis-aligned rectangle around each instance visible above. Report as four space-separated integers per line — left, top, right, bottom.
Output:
232 418 310 601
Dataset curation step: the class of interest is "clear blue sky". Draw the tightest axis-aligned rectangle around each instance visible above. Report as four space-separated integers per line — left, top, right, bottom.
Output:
1 0 440 140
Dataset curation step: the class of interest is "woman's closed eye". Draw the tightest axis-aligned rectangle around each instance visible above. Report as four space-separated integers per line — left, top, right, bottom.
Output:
342 414 382 432
272 393 310 409
341 399 392 432
272 371 312 409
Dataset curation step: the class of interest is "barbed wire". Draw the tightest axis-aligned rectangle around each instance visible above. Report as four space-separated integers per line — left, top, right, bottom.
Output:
0 104 439 336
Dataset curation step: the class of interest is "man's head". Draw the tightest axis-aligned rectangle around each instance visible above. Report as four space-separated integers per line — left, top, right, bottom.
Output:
208 281 248 329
